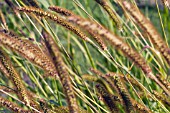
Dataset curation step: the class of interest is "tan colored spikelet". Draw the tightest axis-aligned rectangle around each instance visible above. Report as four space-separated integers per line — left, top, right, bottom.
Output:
107 72 144 91
122 1 170 65
0 97 31 113
39 99 88 113
49 6 107 50
68 15 152 75
153 90 170 106
18 7 88 41
156 74 170 90
0 57 10 78
131 99 152 113
0 29 58 77
66 8 170 96
82 74 98 81
86 28 107 50
53 106 88 113
89 68 119 94
111 74 134 113
49 6 74 16
90 68 104 76
96 83 119 113
95 0 122 30
0 86 15 93
0 48 31 106
42 30 79 113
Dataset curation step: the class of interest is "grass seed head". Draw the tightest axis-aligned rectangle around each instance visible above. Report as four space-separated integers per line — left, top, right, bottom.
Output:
18 7 88 41
0 97 31 113
43 30 79 113
122 1 170 65
0 48 31 106
0 29 58 77
49 6 74 16
96 83 119 113
112 75 134 113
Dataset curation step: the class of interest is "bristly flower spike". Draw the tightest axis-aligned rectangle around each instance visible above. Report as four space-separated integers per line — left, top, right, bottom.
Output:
0 48 31 106
49 6 74 16
0 29 58 78
0 96 31 113
95 0 122 30
111 74 134 113
122 1 170 66
42 30 79 113
96 83 119 113
18 7 88 41
49 6 107 50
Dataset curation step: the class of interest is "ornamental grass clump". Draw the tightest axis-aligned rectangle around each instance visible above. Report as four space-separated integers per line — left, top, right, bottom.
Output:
0 0 170 113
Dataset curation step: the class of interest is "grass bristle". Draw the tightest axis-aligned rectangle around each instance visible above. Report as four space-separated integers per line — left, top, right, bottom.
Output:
0 10 7 29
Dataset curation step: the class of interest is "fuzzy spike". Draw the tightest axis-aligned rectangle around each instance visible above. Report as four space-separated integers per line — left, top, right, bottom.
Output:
95 0 122 30
68 15 152 75
42 30 79 113
107 72 144 91
153 90 170 106
82 74 98 81
85 28 107 50
96 83 119 113
0 97 31 113
18 7 88 41
131 99 152 113
0 48 31 106
0 29 58 77
122 1 170 66
49 6 107 50
112 75 134 113
49 6 74 16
